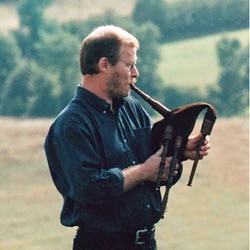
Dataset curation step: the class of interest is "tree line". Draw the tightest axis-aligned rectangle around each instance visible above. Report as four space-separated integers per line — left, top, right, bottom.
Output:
133 0 248 42
0 0 248 117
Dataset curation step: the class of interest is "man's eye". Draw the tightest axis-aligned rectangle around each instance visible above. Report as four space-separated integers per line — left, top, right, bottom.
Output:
130 63 136 71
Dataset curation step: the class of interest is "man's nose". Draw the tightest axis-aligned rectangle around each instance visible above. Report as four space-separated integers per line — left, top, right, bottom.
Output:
131 65 139 78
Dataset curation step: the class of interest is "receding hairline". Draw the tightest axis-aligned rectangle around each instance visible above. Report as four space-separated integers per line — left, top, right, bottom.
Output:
83 25 140 48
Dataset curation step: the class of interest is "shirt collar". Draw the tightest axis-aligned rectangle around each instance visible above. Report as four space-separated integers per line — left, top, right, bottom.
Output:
76 86 125 113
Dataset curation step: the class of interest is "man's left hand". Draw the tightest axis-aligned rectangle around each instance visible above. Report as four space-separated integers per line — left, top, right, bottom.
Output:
184 133 210 160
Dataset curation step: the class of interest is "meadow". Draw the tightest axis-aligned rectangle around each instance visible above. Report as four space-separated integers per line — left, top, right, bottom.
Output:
158 28 249 91
0 117 248 250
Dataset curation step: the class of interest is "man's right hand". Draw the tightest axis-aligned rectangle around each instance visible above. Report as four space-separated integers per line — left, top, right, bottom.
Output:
122 146 179 193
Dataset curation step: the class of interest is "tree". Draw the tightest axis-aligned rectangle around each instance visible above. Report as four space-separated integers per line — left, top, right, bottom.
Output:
15 0 53 58
1 59 62 117
132 0 168 42
36 29 81 111
0 34 21 101
132 0 248 42
27 66 60 117
210 37 249 116
1 61 33 116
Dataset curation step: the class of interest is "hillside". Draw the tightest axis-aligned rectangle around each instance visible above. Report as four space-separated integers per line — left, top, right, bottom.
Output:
0 117 248 249
158 28 249 89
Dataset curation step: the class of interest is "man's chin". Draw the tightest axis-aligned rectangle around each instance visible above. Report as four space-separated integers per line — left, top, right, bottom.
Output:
124 90 131 98
126 86 132 96
120 90 130 99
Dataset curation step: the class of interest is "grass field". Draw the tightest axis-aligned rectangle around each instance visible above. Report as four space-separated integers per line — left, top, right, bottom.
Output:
0 117 248 249
158 29 249 90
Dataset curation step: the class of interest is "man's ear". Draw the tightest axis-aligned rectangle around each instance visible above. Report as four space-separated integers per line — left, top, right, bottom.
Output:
98 57 110 72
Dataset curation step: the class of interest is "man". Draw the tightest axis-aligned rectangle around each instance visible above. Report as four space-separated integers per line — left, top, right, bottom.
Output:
44 25 210 250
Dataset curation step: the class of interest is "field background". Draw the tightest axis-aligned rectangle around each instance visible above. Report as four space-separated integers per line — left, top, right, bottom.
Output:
0 0 249 249
158 29 249 91
0 117 248 250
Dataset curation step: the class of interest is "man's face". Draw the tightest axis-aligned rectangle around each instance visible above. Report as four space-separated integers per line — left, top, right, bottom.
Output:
107 45 139 99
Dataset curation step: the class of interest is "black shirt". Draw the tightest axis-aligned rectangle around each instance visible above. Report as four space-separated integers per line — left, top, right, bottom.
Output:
44 86 181 232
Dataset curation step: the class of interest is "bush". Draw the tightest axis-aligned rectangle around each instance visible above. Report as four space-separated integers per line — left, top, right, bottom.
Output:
133 0 249 42
0 34 21 100
1 61 33 116
208 37 249 116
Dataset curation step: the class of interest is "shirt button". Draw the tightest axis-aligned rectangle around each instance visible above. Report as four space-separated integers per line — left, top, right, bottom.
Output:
132 161 136 165
103 110 107 114
124 139 127 143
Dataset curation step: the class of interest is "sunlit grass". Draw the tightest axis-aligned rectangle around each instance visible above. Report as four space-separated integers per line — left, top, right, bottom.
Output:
0 117 248 249
158 29 249 90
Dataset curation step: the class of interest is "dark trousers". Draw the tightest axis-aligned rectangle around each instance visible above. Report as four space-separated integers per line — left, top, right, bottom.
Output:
72 227 157 250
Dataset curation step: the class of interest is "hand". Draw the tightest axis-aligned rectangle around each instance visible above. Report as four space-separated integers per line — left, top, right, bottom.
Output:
122 146 180 192
142 146 180 182
184 133 210 160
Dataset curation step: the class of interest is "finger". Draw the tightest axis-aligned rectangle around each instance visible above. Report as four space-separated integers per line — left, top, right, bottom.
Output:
203 135 210 145
199 147 209 156
156 145 164 155
164 157 172 165
174 162 180 174
175 163 179 170
189 132 202 140
205 135 210 142
200 142 210 152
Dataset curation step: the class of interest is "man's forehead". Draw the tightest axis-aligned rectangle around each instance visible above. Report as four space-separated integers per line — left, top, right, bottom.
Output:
120 46 137 59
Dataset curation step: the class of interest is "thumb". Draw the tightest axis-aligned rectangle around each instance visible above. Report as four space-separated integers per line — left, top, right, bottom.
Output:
156 145 164 156
190 133 202 142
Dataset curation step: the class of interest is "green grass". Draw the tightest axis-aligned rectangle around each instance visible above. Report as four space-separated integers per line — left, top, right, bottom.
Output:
158 29 249 90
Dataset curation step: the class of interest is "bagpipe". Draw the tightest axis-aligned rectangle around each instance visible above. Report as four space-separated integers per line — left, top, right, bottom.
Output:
130 84 217 218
